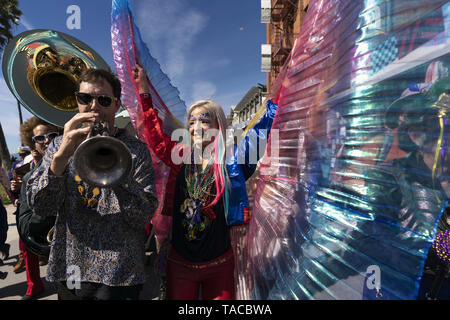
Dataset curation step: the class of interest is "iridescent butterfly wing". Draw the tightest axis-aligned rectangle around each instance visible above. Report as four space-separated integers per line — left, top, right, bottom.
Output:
245 0 450 300
111 0 187 242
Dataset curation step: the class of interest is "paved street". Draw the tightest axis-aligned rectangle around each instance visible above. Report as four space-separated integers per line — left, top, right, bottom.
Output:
0 204 161 300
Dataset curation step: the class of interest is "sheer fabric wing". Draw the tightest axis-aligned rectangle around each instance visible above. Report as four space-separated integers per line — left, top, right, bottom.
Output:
111 0 186 241
246 0 450 300
111 0 186 134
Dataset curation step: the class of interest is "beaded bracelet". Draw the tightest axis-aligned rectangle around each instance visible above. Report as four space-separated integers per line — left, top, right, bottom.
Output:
433 230 450 264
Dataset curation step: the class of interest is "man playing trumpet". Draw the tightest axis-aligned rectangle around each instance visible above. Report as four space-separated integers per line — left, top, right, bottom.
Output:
26 68 158 300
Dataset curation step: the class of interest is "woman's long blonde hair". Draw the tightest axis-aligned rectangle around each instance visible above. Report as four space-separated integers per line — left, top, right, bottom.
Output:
187 100 230 214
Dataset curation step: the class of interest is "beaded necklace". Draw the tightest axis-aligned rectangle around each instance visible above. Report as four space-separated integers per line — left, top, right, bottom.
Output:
182 156 217 241
185 160 215 204
433 230 450 264
75 174 101 209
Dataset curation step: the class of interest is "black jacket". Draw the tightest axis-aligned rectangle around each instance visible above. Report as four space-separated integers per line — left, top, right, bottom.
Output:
16 163 55 257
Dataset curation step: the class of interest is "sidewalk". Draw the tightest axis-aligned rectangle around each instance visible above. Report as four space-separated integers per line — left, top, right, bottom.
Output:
0 204 161 300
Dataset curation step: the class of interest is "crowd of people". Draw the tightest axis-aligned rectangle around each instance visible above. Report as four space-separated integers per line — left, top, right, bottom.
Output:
0 65 277 300
0 62 448 300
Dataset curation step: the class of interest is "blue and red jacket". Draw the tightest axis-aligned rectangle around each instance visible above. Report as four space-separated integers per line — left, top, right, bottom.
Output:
141 95 278 226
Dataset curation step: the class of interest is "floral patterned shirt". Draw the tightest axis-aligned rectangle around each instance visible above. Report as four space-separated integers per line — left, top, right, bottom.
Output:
27 129 158 286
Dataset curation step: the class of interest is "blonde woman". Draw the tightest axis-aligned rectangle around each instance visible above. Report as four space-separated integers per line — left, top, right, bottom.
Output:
135 65 277 300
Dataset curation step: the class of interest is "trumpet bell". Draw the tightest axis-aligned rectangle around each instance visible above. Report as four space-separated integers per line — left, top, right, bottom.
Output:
73 136 133 188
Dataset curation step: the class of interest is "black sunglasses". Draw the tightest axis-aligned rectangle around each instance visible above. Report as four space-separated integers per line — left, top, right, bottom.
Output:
75 92 115 107
32 132 59 144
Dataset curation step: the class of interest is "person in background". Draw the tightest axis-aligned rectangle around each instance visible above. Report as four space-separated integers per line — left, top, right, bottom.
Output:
9 146 32 274
10 146 31 205
362 76 450 299
15 116 62 299
0 165 13 269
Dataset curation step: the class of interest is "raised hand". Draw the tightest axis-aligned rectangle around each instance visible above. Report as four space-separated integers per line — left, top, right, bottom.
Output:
133 64 150 94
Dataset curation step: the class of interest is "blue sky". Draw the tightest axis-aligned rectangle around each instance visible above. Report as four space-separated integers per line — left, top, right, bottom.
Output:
0 0 267 156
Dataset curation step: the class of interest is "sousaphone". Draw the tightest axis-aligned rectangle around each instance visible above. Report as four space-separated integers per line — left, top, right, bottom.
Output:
2 29 110 126
1 30 111 257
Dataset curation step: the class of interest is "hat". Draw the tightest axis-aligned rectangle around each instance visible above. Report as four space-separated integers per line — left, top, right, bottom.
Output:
385 76 450 129
18 146 31 154
23 154 33 164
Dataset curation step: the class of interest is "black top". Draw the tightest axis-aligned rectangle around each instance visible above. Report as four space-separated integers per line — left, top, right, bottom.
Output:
171 165 231 262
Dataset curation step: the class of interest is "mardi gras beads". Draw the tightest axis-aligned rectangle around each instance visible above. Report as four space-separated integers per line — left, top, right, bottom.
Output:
433 230 450 264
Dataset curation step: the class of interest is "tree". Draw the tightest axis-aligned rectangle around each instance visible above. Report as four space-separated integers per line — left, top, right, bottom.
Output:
0 0 21 172
0 123 11 175
0 0 22 51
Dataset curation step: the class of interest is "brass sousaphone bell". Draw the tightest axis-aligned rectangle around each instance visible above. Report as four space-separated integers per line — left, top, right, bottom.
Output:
2 30 132 255
2 29 132 187
2 29 112 126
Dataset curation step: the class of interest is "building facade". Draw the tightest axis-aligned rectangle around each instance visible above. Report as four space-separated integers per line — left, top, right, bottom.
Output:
229 85 268 130
264 0 310 92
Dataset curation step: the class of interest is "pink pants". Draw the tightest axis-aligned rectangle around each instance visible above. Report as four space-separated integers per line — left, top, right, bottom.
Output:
166 248 235 300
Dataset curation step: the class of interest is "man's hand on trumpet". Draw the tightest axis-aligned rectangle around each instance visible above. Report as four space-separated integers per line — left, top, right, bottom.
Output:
50 112 98 177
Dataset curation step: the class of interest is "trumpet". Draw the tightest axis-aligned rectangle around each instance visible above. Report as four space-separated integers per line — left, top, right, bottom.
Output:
73 121 133 187
47 226 55 244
